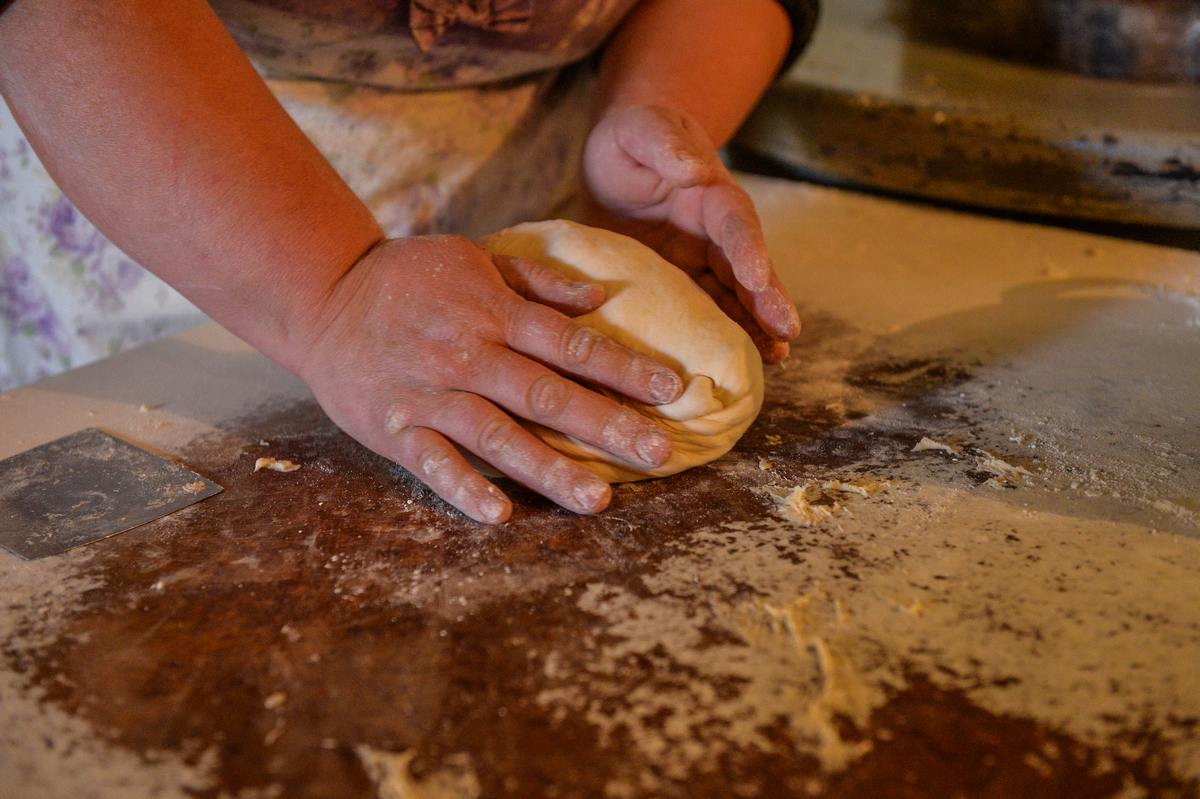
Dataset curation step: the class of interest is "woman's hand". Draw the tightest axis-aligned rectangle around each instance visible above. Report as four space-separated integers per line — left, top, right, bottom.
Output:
0 0 687 525
578 105 800 363
294 234 683 524
583 0 798 361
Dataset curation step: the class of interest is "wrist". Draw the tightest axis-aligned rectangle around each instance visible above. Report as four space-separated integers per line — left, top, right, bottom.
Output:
594 0 793 147
191 221 385 381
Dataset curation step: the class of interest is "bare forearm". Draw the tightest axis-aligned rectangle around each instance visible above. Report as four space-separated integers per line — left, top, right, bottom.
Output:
0 0 713 523
0 0 383 370
595 0 791 146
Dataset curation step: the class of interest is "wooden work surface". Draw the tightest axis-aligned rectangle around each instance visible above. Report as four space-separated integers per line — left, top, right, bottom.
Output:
2 176 1200 798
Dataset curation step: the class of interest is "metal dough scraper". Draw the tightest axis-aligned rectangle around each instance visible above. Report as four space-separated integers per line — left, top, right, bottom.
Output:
0 428 222 560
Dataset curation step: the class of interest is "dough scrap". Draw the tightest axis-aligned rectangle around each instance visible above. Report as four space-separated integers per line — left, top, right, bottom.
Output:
253 457 301 473
481 220 764 482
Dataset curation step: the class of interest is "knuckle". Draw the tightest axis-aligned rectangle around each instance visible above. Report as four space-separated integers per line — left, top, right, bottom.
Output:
561 324 599 366
526 374 570 420
518 259 553 288
384 402 413 435
476 416 522 459
722 208 751 243
427 322 470 351
395 430 450 479
418 449 452 478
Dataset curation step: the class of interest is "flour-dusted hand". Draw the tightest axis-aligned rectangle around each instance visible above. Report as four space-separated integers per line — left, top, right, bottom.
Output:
293 235 683 524
0 0 797 524
579 105 801 363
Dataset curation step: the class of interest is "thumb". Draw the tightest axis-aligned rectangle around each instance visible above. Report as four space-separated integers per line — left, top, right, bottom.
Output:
490 253 606 316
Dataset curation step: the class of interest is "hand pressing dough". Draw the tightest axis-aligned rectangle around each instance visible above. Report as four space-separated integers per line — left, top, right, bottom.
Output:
481 220 764 482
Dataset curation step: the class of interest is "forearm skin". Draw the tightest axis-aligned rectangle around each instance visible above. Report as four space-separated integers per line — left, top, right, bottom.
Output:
0 0 384 374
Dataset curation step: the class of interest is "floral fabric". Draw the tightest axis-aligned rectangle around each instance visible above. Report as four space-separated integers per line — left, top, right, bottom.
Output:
0 115 209 391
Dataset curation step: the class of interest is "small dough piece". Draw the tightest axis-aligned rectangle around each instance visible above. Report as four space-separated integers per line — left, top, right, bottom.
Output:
481 220 764 482
254 457 301 473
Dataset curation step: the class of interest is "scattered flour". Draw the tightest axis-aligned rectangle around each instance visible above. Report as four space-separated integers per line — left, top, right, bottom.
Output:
912 437 961 454
539 486 1200 790
975 451 1033 489
0 556 219 797
768 479 890 526
770 484 836 526
356 746 480 799
1152 499 1200 525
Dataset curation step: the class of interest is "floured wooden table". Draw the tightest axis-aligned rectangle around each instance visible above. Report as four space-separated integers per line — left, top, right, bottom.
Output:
2 176 1199 799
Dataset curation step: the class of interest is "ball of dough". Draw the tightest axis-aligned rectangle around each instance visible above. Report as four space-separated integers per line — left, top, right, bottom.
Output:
481 220 764 482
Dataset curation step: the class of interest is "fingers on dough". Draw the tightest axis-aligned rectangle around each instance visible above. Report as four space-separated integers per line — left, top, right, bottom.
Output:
481 220 764 483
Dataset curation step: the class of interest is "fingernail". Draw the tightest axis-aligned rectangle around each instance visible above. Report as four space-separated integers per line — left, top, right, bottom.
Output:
786 308 802 337
759 290 800 339
744 272 769 294
636 429 672 467
478 490 509 524
778 296 802 338
648 371 682 404
572 479 609 513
